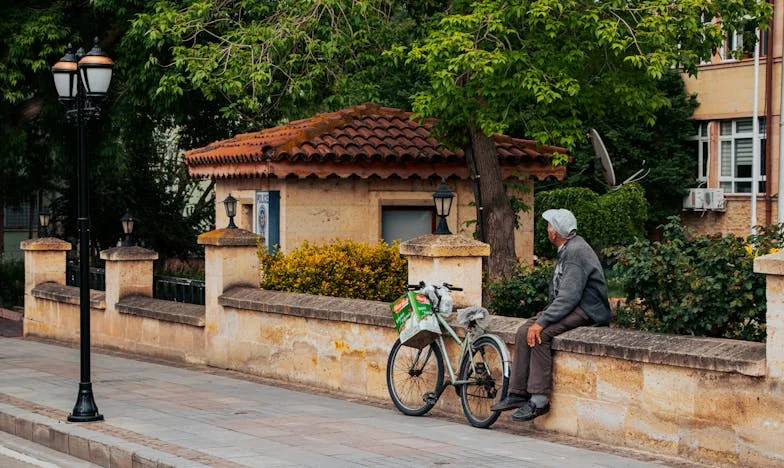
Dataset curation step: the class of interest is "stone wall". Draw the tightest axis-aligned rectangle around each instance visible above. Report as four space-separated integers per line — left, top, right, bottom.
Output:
20 235 784 466
23 281 783 466
26 283 206 364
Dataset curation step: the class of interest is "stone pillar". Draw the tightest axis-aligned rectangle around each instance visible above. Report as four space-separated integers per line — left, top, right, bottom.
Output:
20 238 72 335
399 234 490 308
198 228 261 364
754 251 784 380
100 246 158 308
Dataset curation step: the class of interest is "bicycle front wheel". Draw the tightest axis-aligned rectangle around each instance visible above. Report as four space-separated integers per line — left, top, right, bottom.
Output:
386 338 444 416
458 335 509 428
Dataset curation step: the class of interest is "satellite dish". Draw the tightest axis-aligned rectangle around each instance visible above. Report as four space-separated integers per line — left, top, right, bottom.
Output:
590 128 615 187
589 128 649 190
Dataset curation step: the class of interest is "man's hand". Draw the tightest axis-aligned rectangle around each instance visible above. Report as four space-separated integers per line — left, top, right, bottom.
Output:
527 322 543 347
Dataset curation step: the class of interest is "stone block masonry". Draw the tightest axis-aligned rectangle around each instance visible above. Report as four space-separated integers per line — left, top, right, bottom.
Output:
18 234 784 467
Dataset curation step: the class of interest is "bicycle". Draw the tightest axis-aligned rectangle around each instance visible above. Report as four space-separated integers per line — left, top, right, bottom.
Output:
386 282 511 428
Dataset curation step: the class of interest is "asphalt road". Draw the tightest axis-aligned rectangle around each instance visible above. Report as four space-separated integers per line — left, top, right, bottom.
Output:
0 317 22 337
0 431 98 468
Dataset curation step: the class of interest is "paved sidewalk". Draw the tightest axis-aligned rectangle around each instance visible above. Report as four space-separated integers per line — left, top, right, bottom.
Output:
0 337 694 467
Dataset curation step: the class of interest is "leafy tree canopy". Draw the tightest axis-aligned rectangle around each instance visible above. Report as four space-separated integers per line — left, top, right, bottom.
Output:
406 0 770 151
1 0 772 275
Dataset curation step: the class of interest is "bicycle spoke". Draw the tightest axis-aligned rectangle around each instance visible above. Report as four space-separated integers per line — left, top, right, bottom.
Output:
459 337 509 428
387 340 444 416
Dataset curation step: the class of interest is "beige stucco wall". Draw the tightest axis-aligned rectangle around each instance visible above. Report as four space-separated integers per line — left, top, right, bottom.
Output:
214 176 536 262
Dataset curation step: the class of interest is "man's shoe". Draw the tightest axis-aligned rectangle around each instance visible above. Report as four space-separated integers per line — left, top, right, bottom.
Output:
511 401 550 421
490 394 529 412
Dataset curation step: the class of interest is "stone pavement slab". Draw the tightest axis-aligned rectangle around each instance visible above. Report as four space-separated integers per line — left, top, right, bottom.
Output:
0 337 700 467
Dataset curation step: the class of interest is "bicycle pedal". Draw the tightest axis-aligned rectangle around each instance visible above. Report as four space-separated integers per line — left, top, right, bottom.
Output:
423 392 437 405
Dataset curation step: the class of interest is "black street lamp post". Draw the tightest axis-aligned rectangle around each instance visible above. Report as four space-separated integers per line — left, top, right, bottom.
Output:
432 178 454 235
121 212 135 247
223 194 238 229
38 208 51 237
52 38 113 423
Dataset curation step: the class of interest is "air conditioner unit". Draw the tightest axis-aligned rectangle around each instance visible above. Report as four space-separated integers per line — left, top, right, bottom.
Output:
703 188 726 211
683 188 706 210
683 188 726 211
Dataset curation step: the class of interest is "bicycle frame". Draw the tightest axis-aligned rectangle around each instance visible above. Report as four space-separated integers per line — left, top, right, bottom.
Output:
432 313 484 388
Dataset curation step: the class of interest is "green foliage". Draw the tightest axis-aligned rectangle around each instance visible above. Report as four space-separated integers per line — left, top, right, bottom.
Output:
534 184 648 258
541 70 700 228
0 2 215 260
408 1 771 152
259 239 407 302
608 217 774 342
0 256 24 309
123 0 424 124
487 259 554 318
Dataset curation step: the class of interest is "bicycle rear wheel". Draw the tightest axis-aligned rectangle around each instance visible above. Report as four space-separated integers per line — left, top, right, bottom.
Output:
386 338 444 416
458 335 509 428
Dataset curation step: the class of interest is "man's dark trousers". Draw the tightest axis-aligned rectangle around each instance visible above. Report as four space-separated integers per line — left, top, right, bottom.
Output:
509 307 593 395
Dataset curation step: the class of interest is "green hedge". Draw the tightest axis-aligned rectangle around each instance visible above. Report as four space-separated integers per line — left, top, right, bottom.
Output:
534 184 648 258
258 239 407 302
0 257 24 309
487 259 554 318
607 217 775 342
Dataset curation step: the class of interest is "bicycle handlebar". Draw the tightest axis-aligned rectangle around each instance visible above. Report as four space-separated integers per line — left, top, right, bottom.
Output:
407 282 463 291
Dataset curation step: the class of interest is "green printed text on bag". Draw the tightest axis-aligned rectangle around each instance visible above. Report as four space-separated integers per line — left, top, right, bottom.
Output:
390 291 440 348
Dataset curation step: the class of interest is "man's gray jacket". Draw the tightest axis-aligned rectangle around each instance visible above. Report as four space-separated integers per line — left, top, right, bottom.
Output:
535 235 612 328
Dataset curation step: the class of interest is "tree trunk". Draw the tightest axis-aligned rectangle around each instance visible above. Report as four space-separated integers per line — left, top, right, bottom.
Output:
468 126 517 282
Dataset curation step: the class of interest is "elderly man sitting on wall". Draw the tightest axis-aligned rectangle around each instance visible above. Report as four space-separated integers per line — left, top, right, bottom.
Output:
492 208 612 421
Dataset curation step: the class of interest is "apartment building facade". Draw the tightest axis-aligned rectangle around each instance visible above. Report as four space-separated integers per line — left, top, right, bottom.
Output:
681 1 783 236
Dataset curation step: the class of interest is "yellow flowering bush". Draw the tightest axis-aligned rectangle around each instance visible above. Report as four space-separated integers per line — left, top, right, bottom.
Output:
258 239 407 302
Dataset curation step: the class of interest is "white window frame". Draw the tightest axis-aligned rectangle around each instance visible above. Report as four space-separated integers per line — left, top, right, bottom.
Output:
692 122 710 183
720 23 768 62
718 118 766 194
699 13 715 65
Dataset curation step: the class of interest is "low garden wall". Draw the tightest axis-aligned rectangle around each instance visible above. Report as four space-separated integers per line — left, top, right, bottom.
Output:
19 234 784 467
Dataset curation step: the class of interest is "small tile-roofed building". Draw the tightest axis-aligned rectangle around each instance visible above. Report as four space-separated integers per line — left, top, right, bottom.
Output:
185 102 566 261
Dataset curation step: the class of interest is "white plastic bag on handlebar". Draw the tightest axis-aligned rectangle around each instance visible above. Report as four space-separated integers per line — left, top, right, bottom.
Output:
418 284 453 317
457 306 489 327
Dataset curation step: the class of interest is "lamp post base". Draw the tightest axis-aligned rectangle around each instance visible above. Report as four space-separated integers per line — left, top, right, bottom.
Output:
68 382 104 422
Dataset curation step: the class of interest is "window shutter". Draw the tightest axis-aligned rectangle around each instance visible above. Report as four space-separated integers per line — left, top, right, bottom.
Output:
720 140 732 176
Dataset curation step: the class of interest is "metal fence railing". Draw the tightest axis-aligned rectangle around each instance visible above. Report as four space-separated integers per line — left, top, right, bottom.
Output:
153 276 206 305
65 264 205 306
65 263 106 291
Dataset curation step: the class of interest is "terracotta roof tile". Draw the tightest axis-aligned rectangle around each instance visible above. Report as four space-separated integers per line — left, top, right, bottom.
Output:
184 102 567 180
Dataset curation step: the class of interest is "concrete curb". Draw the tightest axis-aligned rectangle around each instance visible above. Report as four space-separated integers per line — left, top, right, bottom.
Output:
0 403 208 468
0 307 23 321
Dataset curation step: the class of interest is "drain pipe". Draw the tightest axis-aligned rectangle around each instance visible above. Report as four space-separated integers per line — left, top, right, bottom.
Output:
764 0 776 224
752 30 761 235
779 1 784 222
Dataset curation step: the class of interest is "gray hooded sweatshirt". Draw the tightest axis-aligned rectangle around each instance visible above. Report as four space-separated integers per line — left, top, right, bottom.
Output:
535 235 612 328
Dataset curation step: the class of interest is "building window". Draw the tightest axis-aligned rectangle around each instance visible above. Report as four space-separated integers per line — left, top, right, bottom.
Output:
698 13 715 65
692 121 709 181
3 202 32 229
381 206 435 243
718 118 766 194
721 27 768 61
